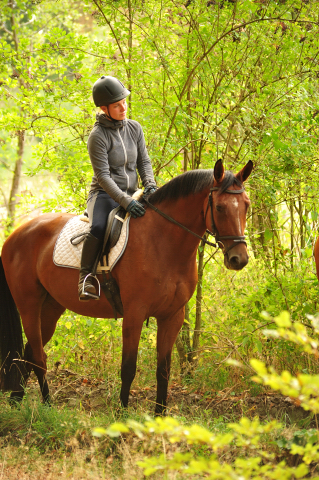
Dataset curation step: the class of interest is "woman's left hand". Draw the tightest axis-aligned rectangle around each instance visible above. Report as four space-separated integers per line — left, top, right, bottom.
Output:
126 200 145 218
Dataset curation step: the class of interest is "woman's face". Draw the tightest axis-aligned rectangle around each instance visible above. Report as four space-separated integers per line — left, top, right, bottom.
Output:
101 99 127 120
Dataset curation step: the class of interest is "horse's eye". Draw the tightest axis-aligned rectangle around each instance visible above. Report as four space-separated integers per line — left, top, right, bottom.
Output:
216 205 223 212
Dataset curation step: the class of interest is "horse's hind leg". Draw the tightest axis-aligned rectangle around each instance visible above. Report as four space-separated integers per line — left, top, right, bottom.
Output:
8 287 46 403
11 293 65 404
155 308 185 415
33 294 65 402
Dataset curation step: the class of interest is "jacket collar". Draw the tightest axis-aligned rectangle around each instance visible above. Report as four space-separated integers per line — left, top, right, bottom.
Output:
96 112 127 129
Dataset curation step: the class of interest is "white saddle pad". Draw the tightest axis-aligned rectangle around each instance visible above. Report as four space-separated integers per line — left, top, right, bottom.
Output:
53 215 130 272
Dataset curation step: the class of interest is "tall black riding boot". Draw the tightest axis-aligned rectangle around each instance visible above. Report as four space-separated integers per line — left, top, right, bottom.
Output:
78 233 102 301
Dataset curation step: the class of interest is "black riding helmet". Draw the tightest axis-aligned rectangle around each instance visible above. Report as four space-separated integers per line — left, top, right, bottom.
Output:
92 76 130 107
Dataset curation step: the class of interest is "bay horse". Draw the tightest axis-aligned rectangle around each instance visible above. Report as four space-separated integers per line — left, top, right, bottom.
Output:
0 159 253 414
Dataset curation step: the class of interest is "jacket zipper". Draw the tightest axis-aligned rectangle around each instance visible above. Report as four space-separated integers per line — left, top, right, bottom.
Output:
117 129 129 193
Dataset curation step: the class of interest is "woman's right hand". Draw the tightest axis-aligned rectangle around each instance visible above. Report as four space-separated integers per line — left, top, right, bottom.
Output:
126 200 145 218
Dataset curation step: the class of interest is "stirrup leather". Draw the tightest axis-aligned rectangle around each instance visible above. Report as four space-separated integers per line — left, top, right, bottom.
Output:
80 273 101 300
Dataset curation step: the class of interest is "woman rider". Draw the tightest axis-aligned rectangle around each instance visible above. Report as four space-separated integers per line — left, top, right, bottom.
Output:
78 75 157 301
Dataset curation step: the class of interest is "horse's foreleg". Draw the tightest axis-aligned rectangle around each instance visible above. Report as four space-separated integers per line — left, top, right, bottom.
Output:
120 316 144 408
156 308 185 415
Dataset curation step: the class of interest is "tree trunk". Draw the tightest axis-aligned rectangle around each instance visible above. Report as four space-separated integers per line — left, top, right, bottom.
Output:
175 303 191 374
191 238 206 362
299 193 305 251
175 146 193 372
290 195 294 269
249 192 269 258
7 130 25 232
127 0 133 115
5 5 25 233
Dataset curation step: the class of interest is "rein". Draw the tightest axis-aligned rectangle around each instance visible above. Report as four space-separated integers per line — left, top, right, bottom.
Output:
144 198 217 247
144 184 247 254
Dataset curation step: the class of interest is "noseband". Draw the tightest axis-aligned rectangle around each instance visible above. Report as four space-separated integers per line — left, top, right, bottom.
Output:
205 186 247 255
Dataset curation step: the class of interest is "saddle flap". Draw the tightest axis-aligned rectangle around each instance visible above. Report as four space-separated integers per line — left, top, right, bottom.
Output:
102 206 128 253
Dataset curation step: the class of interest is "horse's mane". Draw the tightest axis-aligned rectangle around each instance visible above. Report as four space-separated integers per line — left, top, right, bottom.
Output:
148 169 242 205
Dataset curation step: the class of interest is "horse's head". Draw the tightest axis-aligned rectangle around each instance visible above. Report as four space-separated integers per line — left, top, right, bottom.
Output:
205 159 253 271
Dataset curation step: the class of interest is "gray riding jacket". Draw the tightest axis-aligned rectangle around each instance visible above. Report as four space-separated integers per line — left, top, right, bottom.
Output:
87 113 156 209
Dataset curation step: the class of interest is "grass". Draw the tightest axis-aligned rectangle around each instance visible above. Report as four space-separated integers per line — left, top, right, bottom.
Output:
0 392 143 479
0 390 311 480
0 389 235 480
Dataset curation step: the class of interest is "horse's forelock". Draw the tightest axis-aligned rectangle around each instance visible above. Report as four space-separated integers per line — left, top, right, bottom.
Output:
217 171 243 194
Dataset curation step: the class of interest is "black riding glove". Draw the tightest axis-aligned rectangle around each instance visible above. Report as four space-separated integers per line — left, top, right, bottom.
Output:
143 185 157 196
126 200 146 218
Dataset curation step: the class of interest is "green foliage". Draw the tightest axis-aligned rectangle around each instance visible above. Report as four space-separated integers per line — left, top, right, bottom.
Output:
179 253 319 395
2 0 319 216
2 0 319 380
96 415 311 478
46 312 123 377
251 311 319 414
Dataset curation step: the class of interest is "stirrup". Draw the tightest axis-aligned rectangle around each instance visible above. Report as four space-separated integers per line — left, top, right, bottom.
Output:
80 273 101 301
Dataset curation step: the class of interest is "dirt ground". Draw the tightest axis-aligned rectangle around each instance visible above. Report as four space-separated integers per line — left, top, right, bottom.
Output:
25 367 311 424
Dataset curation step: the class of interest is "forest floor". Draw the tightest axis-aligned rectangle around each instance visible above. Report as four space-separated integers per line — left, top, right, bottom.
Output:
45 367 310 424
0 367 316 480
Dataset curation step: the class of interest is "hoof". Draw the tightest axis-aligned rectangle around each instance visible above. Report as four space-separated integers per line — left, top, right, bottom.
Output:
155 404 166 416
9 390 24 406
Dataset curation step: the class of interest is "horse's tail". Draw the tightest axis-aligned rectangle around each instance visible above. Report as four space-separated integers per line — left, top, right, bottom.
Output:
0 256 24 391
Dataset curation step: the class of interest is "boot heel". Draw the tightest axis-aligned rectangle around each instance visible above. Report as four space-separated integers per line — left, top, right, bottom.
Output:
79 273 101 301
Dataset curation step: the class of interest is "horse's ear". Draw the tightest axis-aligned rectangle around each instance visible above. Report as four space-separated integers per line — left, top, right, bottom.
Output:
214 159 225 183
236 160 253 183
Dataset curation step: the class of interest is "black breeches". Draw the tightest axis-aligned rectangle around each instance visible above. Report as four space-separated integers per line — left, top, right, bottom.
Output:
87 191 119 241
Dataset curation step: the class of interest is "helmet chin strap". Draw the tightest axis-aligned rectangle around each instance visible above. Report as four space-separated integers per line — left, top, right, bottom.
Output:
105 105 117 123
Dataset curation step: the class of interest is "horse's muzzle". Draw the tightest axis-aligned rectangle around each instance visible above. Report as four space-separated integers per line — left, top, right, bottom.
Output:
224 245 249 271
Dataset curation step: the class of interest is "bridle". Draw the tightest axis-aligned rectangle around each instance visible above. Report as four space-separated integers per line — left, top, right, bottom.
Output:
144 183 247 256
205 186 247 255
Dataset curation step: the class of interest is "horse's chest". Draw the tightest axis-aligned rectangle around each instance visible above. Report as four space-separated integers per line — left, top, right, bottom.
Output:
152 274 196 314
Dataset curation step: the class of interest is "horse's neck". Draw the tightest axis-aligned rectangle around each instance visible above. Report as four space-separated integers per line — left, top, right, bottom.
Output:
154 191 207 250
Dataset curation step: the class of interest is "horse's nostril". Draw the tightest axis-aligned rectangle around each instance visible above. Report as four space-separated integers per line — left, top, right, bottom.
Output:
230 256 240 266
228 254 249 271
